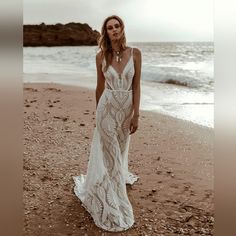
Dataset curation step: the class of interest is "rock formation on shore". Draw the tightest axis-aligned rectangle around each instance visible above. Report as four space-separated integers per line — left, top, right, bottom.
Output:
23 22 100 46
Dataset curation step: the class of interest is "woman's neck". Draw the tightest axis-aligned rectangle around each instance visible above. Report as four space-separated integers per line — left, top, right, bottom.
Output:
111 41 123 52
111 45 120 52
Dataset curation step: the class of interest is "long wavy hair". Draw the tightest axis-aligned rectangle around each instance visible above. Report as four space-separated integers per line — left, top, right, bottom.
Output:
97 15 127 72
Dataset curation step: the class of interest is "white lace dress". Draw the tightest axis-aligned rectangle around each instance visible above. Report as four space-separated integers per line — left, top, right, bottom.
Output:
73 47 139 232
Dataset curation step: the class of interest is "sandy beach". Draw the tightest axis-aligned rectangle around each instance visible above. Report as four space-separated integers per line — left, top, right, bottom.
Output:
23 83 214 236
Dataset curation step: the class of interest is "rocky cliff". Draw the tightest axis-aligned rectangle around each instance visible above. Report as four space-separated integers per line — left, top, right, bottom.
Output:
23 22 100 46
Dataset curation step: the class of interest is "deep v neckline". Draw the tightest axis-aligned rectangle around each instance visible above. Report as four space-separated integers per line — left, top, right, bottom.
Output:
109 48 133 75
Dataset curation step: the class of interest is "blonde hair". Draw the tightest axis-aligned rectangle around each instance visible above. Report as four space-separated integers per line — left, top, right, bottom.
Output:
97 15 127 72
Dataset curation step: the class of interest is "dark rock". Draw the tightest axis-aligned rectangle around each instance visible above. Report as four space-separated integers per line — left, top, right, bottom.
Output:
24 22 100 46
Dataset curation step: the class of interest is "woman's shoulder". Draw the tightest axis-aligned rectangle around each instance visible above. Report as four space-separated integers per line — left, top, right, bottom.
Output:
96 50 104 64
132 47 141 54
131 47 141 61
96 50 102 59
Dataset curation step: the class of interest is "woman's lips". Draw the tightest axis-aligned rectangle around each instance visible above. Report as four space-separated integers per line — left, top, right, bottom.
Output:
113 33 118 36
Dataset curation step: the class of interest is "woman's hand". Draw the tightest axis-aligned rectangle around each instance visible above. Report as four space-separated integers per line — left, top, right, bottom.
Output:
129 116 139 135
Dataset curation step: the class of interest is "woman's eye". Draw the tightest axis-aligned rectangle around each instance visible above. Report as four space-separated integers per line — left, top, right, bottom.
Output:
107 24 120 30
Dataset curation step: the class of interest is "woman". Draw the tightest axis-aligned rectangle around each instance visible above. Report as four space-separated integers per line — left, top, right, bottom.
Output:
73 15 142 232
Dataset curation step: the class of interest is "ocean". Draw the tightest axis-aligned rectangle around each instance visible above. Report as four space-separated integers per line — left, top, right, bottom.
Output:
23 42 214 128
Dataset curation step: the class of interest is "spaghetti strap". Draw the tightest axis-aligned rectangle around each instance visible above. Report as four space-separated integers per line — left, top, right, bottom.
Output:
131 47 134 56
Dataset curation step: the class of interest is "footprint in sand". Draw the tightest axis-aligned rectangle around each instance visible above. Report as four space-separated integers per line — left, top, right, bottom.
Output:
166 169 175 178
44 88 61 92
24 87 38 92
53 116 68 122
176 182 194 195
204 190 213 199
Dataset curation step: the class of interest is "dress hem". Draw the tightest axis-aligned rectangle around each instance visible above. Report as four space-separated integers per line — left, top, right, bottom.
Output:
73 183 135 232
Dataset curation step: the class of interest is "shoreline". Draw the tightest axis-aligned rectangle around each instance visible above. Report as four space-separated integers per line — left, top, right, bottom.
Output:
23 77 214 129
23 82 214 235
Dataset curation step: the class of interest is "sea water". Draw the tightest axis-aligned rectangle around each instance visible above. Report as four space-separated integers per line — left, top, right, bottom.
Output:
23 42 214 128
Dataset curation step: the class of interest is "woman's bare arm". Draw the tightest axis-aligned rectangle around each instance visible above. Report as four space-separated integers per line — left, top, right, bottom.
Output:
129 48 142 135
95 51 105 108
132 48 142 116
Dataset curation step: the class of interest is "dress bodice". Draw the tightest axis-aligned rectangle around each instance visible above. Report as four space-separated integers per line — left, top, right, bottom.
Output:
102 48 135 91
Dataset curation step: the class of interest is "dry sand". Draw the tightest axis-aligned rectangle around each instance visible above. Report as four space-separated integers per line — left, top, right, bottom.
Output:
23 83 214 236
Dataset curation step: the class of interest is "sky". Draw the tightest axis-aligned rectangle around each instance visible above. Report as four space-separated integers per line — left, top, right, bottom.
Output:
23 0 213 42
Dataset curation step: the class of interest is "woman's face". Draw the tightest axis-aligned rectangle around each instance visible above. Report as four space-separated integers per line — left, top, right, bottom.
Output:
106 18 122 41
